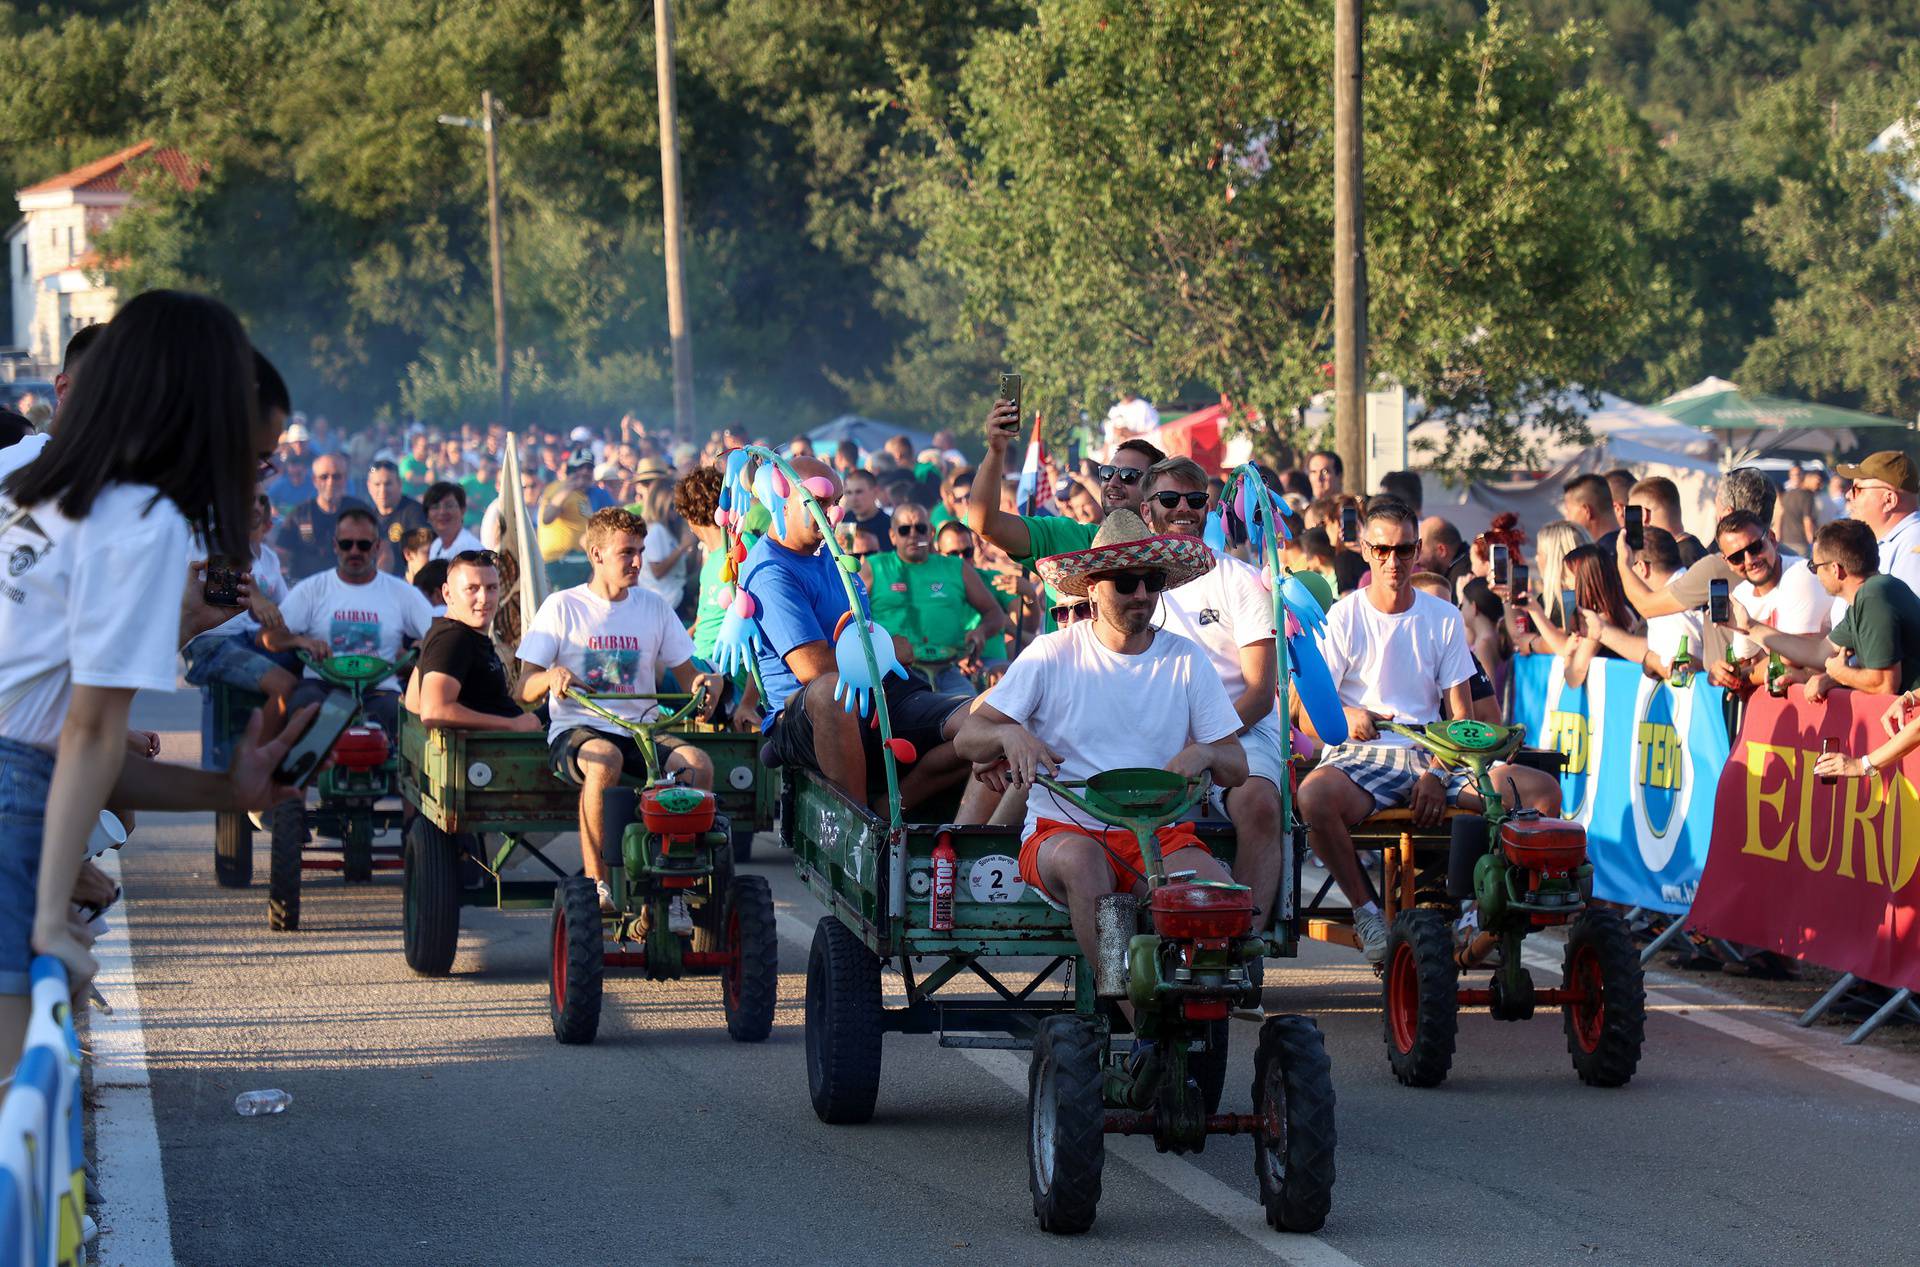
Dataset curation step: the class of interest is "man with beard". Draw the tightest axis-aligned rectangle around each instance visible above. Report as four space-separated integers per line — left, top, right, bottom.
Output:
1298 499 1561 963
1709 509 1831 693
968 397 1162 621
955 510 1246 974
1138 458 1287 935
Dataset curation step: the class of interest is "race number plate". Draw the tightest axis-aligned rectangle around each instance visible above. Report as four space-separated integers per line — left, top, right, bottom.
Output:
968 854 1024 904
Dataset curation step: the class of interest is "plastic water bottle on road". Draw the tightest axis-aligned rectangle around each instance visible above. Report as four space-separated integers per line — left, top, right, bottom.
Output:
233 1090 292 1116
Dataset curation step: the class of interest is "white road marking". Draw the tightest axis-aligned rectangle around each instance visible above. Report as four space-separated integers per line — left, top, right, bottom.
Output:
89 849 179 1267
1519 944 1920 1109
775 910 1363 1266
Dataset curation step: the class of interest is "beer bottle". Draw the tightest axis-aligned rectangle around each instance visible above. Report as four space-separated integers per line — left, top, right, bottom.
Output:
1670 634 1695 688
1766 651 1788 698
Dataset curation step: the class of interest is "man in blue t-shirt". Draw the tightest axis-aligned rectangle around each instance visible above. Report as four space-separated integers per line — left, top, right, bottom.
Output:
738 456 976 810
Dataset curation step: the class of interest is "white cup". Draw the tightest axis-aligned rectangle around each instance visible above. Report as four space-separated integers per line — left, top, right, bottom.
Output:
86 811 128 858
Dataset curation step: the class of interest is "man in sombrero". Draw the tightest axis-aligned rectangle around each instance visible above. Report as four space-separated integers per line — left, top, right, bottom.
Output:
955 510 1247 970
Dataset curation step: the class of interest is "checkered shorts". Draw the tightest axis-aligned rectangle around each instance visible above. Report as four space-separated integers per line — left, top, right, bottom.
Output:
1317 742 1473 812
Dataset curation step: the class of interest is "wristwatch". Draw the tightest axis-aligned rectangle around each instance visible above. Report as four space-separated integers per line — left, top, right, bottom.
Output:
1862 755 1878 779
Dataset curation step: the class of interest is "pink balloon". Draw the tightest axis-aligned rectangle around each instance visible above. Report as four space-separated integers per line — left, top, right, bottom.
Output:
732 591 757 618
802 475 837 499
771 469 791 497
1285 610 1302 639
1259 564 1274 592
828 505 846 525
715 584 735 609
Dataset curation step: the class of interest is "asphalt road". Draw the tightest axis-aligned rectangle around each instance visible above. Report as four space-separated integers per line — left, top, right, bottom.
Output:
84 688 1920 1266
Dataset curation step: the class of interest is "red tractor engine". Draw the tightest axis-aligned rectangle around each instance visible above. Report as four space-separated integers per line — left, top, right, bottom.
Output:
1150 882 1255 945
327 725 391 773
1498 816 1590 924
640 785 717 835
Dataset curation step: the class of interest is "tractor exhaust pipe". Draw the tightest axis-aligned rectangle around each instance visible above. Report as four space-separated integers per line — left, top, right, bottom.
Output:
1094 894 1137 998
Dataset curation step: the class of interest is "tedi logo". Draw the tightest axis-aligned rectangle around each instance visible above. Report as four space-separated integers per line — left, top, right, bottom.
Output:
1542 678 1593 820
1635 683 1683 841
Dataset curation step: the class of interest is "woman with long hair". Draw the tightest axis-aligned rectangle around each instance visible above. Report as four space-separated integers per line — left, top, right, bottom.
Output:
1551 544 1640 687
0 291 307 1061
1511 519 1592 659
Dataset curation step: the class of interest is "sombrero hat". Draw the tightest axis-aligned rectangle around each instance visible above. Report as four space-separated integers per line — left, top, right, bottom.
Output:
1035 509 1214 598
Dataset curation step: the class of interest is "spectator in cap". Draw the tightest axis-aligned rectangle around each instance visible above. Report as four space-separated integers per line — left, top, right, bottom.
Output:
265 451 312 509
1834 451 1920 599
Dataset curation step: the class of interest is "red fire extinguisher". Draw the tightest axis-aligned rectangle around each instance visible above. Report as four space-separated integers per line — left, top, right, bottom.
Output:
930 833 956 931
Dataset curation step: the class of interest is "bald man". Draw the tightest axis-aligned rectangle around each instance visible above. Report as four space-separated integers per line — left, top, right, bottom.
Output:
738 456 976 811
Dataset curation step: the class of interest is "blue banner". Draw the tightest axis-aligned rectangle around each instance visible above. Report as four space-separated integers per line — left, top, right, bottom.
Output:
1510 654 1729 915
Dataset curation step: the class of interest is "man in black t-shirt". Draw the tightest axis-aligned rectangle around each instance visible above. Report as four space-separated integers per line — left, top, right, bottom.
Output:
408 551 540 732
278 452 372 582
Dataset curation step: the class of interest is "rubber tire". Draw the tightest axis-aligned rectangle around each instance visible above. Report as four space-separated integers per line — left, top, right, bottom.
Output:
214 812 252 889
1563 910 1646 1087
805 917 883 1124
343 817 374 884
402 819 461 977
721 876 778 1042
549 876 605 1045
1382 908 1458 1087
732 824 755 863
1027 1014 1107 1235
1447 816 1488 900
1193 1018 1231 1116
1252 1014 1338 1233
267 800 302 931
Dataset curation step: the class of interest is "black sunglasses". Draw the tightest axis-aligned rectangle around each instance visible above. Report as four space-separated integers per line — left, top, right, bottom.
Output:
1095 464 1145 485
451 549 501 567
893 522 930 537
1091 569 1168 595
1150 491 1209 511
336 538 376 553
941 546 975 560
1365 541 1419 561
1722 538 1769 566
1050 602 1094 624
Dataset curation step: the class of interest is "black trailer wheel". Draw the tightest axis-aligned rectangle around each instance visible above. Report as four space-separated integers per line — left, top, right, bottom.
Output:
1252 1014 1338 1233
1027 1014 1106 1235
1382 908 1458 1087
1563 910 1646 1087
214 812 252 888
342 815 374 883
550 877 605 1045
402 819 461 977
267 801 303 931
721 876 778 1042
805 917 883 1124
1193 1018 1231 1116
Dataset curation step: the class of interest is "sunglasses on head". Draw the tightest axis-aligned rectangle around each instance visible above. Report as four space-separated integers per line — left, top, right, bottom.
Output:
893 522 930 537
1096 464 1145 486
1721 537 1769 566
1091 569 1168 595
1050 602 1094 624
1365 541 1419 562
336 538 376 553
450 549 501 568
1149 491 1209 511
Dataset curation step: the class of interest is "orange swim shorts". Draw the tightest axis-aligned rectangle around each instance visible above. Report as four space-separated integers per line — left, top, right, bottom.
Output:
1018 818 1211 902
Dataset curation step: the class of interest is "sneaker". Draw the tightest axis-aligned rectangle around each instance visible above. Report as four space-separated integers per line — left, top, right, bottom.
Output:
594 879 618 914
667 895 694 935
1354 908 1389 964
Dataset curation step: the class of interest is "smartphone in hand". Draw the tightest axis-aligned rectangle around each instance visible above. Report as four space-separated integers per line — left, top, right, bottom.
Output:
1511 559 1529 597
1489 544 1511 588
203 559 248 608
1708 578 1731 625
1339 504 1359 545
1561 588 1581 632
273 691 359 788
1625 504 1645 552
995 373 1023 434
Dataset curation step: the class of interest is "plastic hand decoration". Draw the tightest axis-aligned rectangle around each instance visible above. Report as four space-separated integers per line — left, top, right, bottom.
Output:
711 590 763 678
1281 573 1330 630
753 464 791 542
716 448 754 531
831 614 907 717
1202 508 1228 553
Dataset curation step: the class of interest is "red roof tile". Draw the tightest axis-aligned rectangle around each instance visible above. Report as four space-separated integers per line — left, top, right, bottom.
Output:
18 140 202 197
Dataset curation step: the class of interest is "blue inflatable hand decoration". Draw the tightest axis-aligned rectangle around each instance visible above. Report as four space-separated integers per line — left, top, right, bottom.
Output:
1288 628 1348 747
832 617 906 716
711 591 763 678
752 465 792 542
1281 573 1330 629
717 448 754 530
1202 509 1228 553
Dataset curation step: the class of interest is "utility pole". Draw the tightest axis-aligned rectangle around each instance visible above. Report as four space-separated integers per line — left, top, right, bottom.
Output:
1332 0 1368 494
654 0 696 438
438 94 513 429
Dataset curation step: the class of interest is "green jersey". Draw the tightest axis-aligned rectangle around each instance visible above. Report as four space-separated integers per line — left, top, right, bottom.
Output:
869 552 973 661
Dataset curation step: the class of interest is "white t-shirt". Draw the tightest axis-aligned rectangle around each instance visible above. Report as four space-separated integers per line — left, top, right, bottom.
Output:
0 432 49 479
517 583 696 742
0 481 192 749
480 499 507 552
1645 607 1703 670
1156 548 1276 725
1319 588 1477 747
427 527 483 562
1733 555 1831 657
636 522 687 606
279 569 435 692
989 623 1241 840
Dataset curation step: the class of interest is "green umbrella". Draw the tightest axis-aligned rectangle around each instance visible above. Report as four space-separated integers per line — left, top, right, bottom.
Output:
1654 379 1909 433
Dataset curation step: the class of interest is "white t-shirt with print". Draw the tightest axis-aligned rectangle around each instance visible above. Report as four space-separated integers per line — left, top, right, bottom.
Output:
989 622 1241 840
1156 548 1276 724
279 569 435 692
427 528 484 562
517 583 696 742
1319 588 1477 747
0 481 192 749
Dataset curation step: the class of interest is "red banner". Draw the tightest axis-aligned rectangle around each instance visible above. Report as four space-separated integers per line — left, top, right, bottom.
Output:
1693 691 1920 990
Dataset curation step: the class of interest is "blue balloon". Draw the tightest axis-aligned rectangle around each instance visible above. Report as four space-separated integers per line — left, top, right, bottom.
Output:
1202 509 1228 553
1287 629 1348 747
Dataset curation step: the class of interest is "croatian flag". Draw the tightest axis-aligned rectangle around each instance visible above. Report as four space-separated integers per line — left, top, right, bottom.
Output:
1017 412 1054 516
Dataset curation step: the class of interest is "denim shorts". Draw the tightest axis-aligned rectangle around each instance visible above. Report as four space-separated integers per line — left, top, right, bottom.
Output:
0 737 55 996
183 633 281 692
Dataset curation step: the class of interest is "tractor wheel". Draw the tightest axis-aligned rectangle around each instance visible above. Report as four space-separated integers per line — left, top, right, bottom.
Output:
267 801 303 931
805 917 883 1124
342 816 374 883
214 812 252 889
1027 1014 1106 1235
1382 908 1458 1087
1563 910 1646 1087
402 819 461 977
1192 1018 1231 1116
1252 1014 1338 1233
549 877 605 1045
721 876 778 1042
732 823 755 863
